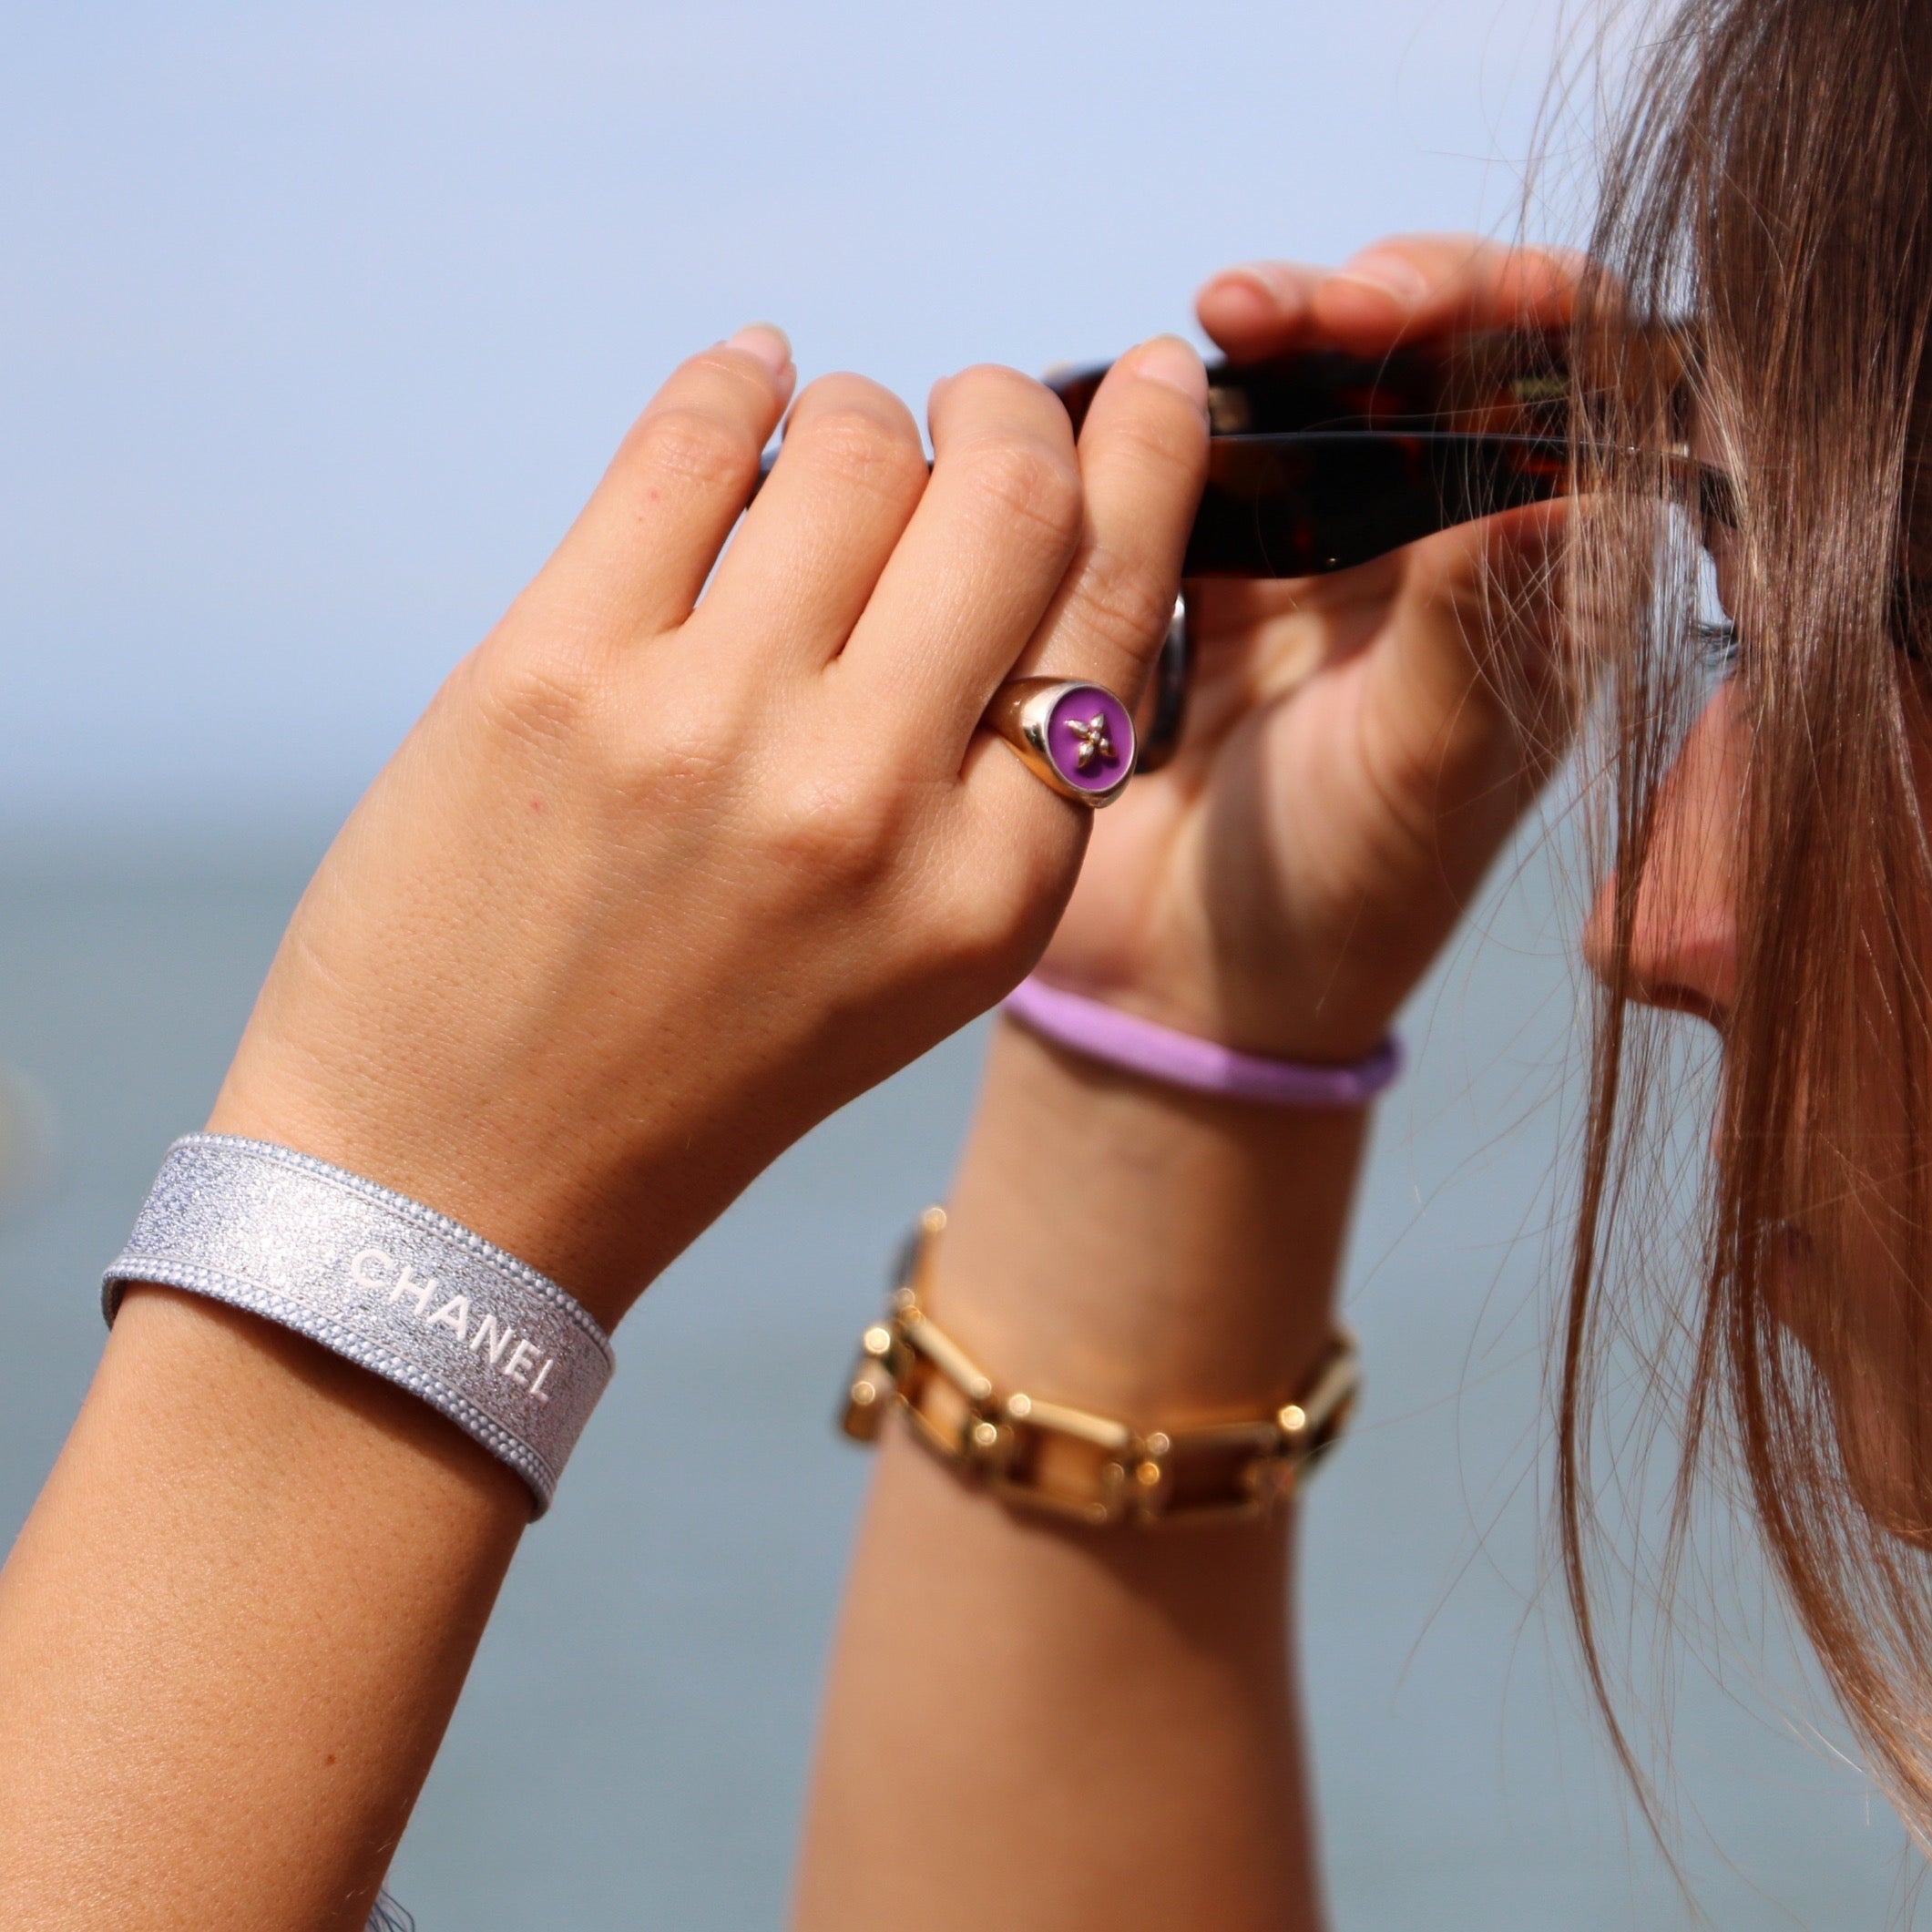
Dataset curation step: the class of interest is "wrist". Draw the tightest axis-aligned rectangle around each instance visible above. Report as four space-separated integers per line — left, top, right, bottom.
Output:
205 1051 769 1334
928 1019 1367 1423
108 1134 618 1513
1006 976 1400 1108
1030 943 1408 1066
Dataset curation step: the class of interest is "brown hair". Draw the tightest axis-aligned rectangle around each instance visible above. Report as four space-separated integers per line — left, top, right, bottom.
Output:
1559 0 1932 1846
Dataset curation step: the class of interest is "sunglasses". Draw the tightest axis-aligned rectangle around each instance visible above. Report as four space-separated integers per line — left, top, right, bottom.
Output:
1048 327 1732 578
750 328 1727 578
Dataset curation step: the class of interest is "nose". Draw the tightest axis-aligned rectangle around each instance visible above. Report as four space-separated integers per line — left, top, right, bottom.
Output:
1581 685 1743 1028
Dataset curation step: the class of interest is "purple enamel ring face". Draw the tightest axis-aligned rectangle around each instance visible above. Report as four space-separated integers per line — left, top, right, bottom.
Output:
1043 685 1136 794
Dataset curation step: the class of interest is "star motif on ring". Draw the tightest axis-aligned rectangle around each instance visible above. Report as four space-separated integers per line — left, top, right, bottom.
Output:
1062 711 1116 772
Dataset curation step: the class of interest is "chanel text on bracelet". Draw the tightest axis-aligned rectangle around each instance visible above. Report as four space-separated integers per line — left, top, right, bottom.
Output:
839 1208 1359 1527
1002 974 1403 1108
103 1135 615 1515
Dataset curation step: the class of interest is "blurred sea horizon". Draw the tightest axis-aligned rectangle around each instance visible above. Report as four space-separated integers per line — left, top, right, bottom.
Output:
0 820 1921 1928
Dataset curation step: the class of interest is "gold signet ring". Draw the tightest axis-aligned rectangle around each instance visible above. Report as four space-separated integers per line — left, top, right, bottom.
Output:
985 679 1137 808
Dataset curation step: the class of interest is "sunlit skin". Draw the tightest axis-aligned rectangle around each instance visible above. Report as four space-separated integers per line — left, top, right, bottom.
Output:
1587 668 1932 1534
1582 680 1743 1026
0 230 1637 1932
0 323 1218 1928
1038 238 1580 1063
799 235 1590 1932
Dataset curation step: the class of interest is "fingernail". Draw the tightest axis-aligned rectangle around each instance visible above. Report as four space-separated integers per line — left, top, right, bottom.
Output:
1206 262 1293 304
1334 250 1429 307
1130 334 1208 408
727 322 793 375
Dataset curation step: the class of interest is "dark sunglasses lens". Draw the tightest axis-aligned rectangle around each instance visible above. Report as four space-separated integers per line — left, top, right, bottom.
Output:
1049 332 1573 439
1187 434 1571 578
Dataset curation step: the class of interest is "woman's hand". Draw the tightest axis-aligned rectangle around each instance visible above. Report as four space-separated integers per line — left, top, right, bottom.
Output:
802 245 1581 1927
1038 236 1579 1059
210 325 1209 1326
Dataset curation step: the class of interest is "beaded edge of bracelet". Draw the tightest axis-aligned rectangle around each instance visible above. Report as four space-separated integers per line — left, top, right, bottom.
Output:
837 1206 1359 1528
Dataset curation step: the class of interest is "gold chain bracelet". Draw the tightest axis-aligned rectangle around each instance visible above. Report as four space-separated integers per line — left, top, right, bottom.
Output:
837 1207 1359 1528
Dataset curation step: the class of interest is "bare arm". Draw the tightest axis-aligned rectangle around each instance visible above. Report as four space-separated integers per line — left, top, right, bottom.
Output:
797 235 1579 1930
0 1291 526 1927
0 328 1209 1925
798 1023 1364 1930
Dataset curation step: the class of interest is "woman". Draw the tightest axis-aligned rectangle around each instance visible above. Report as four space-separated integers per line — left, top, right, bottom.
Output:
0 4 1917 1928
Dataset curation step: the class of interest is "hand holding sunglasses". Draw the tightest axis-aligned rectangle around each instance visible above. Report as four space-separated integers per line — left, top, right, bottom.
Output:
1022 237 1600 1067
1049 322 1726 582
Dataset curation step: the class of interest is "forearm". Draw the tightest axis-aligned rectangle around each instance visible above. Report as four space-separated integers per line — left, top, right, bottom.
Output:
795 1018 1368 1930
0 329 1213 1924
0 1287 526 1928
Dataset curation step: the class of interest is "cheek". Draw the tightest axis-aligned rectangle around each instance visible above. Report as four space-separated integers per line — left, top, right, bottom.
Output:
1757 1113 1932 1543
1702 681 1932 1538
1820 1321 1932 1544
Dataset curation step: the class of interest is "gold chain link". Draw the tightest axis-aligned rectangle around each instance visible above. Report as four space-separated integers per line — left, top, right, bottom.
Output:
839 1207 1359 1528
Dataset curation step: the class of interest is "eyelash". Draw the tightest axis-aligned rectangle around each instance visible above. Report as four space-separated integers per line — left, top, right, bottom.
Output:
1694 618 1742 673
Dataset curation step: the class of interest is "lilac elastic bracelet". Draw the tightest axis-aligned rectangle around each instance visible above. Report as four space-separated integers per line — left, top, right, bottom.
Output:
1002 976 1402 1108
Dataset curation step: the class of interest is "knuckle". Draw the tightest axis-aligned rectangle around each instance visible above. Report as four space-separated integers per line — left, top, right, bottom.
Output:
623 404 761 498
795 370 916 432
948 363 1052 407
788 396 927 505
488 647 746 800
1060 539 1176 660
763 763 908 884
466 633 607 753
1101 402 1205 478
611 660 757 799
947 885 1032 968
956 434 1082 548
937 829 1066 976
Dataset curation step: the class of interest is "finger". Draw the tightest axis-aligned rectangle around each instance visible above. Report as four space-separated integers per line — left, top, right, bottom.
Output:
534 325 797 644
951 335 1208 856
1312 234 1584 351
1194 261 1327 362
1004 334 1210 699
836 364 1084 765
696 373 928 669
1363 499 1572 823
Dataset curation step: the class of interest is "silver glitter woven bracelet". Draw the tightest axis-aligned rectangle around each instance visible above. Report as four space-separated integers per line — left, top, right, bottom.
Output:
103 1134 616 1515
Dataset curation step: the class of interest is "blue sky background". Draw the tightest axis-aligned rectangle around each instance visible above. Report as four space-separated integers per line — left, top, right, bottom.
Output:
1 0 1562 833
